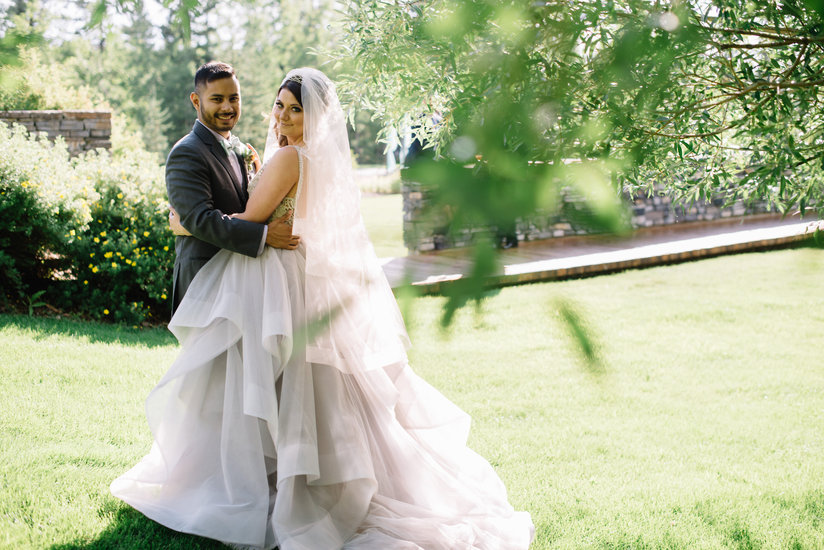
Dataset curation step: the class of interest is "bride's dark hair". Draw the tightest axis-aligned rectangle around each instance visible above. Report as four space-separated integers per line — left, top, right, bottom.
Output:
278 79 302 107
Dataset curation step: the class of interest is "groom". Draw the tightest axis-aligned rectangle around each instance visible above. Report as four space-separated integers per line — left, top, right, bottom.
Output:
166 61 298 312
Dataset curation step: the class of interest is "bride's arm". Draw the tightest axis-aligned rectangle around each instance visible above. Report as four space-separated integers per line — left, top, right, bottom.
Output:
233 147 300 223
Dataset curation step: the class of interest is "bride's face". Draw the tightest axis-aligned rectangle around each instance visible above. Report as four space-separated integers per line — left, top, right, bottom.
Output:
274 88 304 144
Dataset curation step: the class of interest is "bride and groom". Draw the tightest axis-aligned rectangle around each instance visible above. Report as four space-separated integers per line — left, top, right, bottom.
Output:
110 61 534 549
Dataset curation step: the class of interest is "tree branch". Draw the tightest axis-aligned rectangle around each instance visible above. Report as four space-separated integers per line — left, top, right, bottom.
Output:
711 40 798 51
694 23 824 43
782 42 808 79
644 94 773 139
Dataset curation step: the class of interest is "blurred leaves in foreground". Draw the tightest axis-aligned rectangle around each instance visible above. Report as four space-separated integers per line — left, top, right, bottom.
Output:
333 0 824 316
556 298 604 377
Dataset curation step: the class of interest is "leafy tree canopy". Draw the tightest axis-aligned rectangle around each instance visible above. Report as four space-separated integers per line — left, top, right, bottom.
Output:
336 0 824 211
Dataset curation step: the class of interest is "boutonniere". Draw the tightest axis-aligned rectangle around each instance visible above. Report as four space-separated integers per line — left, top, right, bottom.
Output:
222 136 261 175
243 143 261 175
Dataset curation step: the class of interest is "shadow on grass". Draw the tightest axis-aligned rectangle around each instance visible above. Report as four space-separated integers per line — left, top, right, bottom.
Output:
50 506 227 550
0 314 177 348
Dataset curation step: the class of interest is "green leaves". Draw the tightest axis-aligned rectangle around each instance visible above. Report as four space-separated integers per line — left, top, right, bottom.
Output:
87 0 109 29
556 298 603 375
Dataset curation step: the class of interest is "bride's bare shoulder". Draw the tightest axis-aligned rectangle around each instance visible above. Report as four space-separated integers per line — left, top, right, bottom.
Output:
260 146 300 178
272 146 300 162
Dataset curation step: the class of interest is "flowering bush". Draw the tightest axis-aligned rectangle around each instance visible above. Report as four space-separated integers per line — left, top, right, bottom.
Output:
59 148 173 324
0 121 174 323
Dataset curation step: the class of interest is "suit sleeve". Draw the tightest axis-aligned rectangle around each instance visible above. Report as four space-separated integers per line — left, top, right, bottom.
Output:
166 143 265 258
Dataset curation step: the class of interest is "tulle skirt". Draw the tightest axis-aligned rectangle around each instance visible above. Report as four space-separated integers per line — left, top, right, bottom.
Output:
111 246 534 549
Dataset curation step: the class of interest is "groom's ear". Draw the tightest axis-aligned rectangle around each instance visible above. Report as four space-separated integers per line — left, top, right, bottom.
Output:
190 91 200 112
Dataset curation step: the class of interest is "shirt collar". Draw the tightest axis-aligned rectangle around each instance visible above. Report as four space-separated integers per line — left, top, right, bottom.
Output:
196 119 232 143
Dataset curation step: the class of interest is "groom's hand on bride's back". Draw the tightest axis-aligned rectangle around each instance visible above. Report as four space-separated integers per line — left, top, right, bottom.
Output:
266 211 300 250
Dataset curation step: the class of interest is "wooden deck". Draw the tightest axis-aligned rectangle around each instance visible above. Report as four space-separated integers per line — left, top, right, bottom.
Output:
380 214 816 293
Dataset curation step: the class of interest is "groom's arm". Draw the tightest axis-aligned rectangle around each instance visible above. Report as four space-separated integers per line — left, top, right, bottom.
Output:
166 143 264 257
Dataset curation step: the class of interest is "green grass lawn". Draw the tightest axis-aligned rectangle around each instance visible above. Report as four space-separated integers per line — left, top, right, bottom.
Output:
2 248 823 549
360 193 406 258
354 165 402 195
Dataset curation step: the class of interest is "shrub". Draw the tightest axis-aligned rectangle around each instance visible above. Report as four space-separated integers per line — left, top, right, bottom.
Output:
59 148 173 324
0 123 95 302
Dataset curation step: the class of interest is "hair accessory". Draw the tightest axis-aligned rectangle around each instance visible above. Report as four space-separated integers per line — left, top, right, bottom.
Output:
285 74 303 84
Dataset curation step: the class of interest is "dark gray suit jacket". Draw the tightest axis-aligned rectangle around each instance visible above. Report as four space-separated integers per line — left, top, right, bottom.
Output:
166 121 265 312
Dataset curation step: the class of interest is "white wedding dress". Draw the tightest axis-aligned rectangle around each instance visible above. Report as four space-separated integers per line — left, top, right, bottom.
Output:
112 74 533 550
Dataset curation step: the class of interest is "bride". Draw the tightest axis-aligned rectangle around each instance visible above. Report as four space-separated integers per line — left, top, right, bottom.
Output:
111 67 534 550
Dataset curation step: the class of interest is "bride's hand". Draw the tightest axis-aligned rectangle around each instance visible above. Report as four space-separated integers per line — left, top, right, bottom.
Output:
169 207 191 236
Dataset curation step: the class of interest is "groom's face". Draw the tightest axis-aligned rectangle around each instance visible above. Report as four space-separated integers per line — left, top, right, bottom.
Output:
190 76 241 137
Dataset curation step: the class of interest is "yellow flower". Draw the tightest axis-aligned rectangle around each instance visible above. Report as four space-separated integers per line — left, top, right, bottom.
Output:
103 309 109 315
83 280 88 285
92 266 99 273
132 239 137 244
117 193 123 199
161 293 167 300
111 262 118 268
93 237 100 243
69 230 75 236
163 246 169 251
104 251 113 259
100 231 107 237
143 231 150 237
89 253 95 258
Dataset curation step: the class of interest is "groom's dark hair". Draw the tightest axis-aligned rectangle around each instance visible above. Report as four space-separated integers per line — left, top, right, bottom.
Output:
194 62 236 93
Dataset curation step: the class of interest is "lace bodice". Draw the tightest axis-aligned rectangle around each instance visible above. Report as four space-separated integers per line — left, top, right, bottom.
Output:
247 145 303 224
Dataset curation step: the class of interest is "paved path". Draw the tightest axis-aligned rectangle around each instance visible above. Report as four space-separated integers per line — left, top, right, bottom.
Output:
381 214 816 293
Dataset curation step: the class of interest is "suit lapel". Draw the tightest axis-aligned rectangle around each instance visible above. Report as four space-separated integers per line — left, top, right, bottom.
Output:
192 122 246 204
238 152 249 199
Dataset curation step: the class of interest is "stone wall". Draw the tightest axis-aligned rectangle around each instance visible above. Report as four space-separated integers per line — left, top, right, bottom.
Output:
402 180 774 252
0 110 112 156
